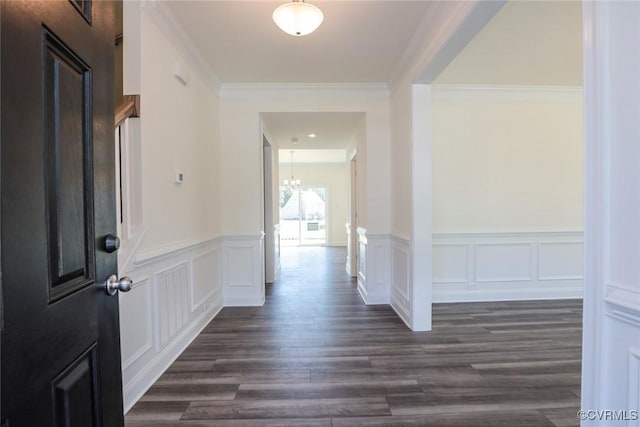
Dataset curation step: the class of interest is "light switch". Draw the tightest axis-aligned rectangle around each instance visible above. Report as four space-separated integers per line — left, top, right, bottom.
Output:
175 170 184 184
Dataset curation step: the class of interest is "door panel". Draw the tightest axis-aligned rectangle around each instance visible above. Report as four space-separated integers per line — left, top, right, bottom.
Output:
44 28 95 300
52 344 100 427
1 1 122 426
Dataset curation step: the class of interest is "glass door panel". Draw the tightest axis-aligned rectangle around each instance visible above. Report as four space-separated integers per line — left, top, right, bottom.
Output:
279 186 326 246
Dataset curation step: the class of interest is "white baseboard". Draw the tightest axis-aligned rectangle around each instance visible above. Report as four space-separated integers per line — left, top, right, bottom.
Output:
224 294 265 307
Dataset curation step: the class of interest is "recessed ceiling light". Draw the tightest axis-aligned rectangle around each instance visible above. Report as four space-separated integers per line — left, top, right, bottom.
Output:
307 133 316 138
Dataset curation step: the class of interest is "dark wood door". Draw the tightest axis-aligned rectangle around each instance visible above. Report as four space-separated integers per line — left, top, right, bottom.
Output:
1 1 123 426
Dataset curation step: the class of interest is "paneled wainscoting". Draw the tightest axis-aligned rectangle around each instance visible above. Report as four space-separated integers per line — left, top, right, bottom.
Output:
119 235 264 412
432 232 584 302
356 230 583 329
125 247 582 426
356 228 390 305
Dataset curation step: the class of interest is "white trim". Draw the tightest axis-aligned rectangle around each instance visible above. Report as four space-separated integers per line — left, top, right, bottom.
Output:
537 242 585 281
605 292 640 328
220 83 389 99
143 0 221 90
123 300 222 413
474 242 534 283
355 229 390 305
118 226 147 275
116 118 146 275
390 235 412 329
189 248 220 312
410 84 432 331
273 224 281 282
120 237 224 412
134 238 218 266
221 234 266 307
120 277 153 370
581 0 607 418
433 231 584 303
628 347 640 427
153 261 190 351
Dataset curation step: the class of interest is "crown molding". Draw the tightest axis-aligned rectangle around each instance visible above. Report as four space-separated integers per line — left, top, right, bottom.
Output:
219 83 389 99
143 0 221 91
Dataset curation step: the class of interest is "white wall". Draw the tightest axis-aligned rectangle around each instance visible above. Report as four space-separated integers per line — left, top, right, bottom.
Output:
431 86 584 233
434 1 583 87
219 85 391 236
428 86 584 302
120 2 223 412
346 117 367 231
278 162 349 247
137 9 220 252
390 83 413 239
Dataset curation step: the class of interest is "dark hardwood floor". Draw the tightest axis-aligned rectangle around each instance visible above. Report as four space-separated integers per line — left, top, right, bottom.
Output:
126 246 582 426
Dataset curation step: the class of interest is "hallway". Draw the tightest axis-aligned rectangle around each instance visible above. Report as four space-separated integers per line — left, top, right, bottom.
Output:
126 247 581 426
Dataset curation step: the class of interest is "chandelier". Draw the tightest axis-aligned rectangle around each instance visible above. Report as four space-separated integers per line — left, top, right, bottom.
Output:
283 151 301 189
272 0 324 37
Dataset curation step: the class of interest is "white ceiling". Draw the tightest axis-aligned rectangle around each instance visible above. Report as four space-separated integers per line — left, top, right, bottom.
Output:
262 112 364 150
165 1 583 164
164 1 433 84
278 149 346 164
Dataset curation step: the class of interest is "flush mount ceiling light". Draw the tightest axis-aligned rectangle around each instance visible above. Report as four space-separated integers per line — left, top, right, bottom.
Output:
273 0 324 37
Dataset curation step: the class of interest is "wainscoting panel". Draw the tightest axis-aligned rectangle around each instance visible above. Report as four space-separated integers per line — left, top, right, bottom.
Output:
390 236 411 326
356 228 390 305
119 239 223 413
538 242 583 281
475 243 533 283
156 262 190 350
357 228 367 300
433 232 584 302
602 298 640 420
191 248 219 312
432 243 470 284
120 277 153 370
222 234 265 306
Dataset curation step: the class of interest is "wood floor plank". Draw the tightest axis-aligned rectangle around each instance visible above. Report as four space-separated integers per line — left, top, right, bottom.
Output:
182 397 391 420
125 247 582 426
235 381 422 400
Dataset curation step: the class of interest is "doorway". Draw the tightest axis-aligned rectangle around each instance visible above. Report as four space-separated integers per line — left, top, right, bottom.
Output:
280 186 328 246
